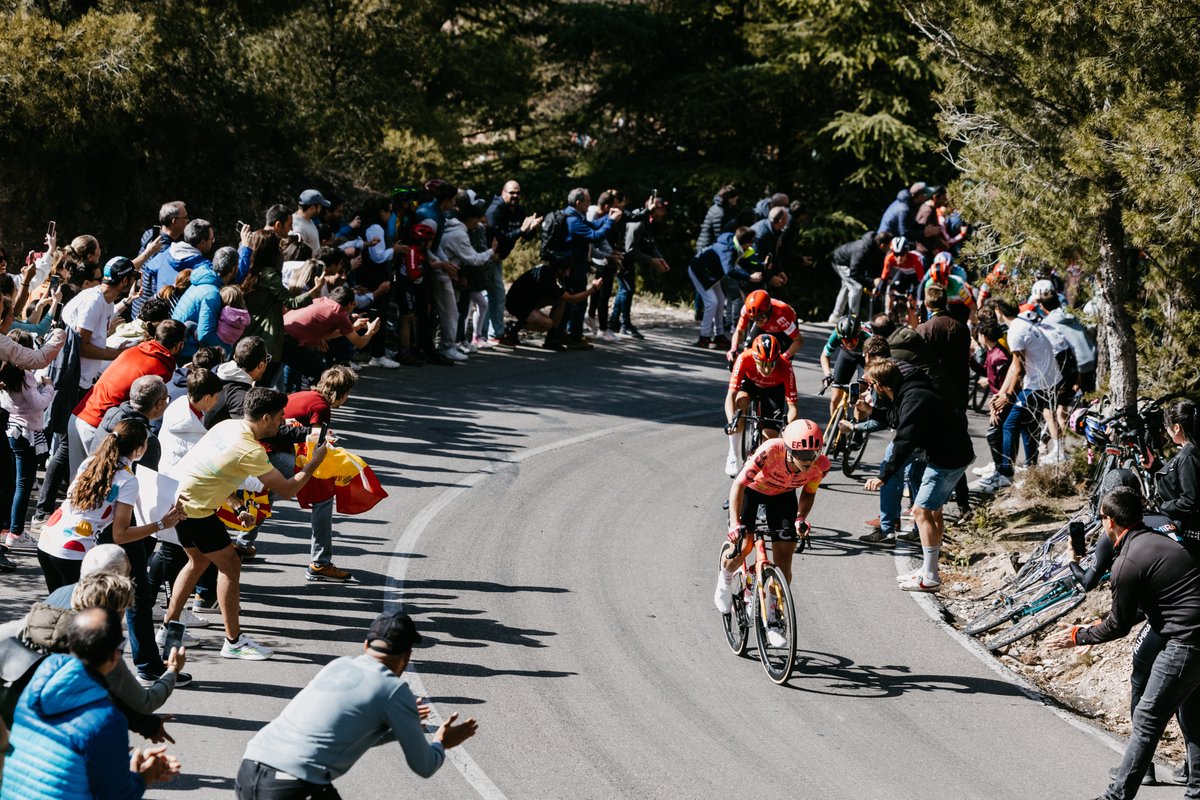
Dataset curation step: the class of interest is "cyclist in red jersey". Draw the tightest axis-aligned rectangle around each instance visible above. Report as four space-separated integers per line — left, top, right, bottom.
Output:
715 420 829 620
726 290 804 363
724 335 799 476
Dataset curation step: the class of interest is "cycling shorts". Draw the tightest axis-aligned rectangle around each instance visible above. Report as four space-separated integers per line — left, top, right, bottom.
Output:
736 381 786 426
394 278 419 317
747 324 793 354
831 349 864 387
739 488 799 542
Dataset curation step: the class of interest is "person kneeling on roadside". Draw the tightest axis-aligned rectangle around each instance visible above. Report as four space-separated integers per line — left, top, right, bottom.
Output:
235 611 477 799
1048 486 1200 799
497 259 603 350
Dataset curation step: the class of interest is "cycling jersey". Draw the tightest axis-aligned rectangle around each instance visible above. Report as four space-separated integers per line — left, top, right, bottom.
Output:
920 273 975 308
735 299 798 338
738 438 830 496
879 251 925 288
822 329 869 359
728 351 797 402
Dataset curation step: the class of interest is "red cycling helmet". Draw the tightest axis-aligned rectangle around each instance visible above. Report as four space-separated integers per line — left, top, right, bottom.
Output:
744 290 771 318
750 333 779 363
410 222 436 241
782 420 823 454
929 263 950 285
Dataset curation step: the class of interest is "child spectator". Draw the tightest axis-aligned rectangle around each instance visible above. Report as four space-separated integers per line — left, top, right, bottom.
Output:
970 321 1011 479
218 285 250 348
394 223 434 365
0 330 55 549
156 269 192 312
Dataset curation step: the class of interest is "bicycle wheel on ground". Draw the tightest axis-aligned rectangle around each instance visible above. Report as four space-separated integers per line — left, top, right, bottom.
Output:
823 403 846 464
842 429 871 478
983 579 1087 651
739 419 756 464
753 565 797 684
722 583 749 656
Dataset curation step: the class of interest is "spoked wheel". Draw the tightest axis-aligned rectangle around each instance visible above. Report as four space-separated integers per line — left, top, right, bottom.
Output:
823 403 846 466
739 418 756 464
722 577 749 657
753 565 797 684
983 579 1087 651
842 428 870 478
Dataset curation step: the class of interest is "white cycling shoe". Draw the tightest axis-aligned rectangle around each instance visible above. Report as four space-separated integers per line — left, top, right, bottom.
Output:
724 454 740 478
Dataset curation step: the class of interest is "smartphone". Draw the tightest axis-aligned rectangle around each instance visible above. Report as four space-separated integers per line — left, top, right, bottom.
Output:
237 220 248 231
49 274 60 288
160 620 185 661
315 423 328 445
1069 520 1087 558
46 221 55 240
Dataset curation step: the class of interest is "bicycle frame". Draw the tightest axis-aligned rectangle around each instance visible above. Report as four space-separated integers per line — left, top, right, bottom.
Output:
730 528 787 629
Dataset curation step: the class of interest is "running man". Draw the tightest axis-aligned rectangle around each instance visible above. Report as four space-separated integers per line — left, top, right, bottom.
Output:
820 315 870 420
715 420 829 633
726 289 804 362
724 334 799 476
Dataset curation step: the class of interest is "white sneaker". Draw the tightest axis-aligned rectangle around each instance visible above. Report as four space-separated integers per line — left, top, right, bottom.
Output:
598 330 616 343
347 362 363 372
473 337 495 349
725 453 740 478
898 573 942 593
179 608 212 628
156 625 200 648
453 344 472 357
585 317 598 335
221 634 273 661
4 533 36 548
460 341 479 354
440 347 468 363
970 472 1012 493
971 462 996 478
895 568 922 583
367 356 401 369
151 605 165 622
714 572 733 614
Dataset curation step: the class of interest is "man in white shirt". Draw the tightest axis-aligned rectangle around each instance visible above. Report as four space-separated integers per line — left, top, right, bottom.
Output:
974 298 1062 492
292 190 329 256
65 256 138 474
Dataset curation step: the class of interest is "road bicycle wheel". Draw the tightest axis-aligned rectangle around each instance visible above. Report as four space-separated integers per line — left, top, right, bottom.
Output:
753 565 797 684
722 579 749 656
823 402 846 466
842 428 871 478
739 419 756 464
983 579 1087 651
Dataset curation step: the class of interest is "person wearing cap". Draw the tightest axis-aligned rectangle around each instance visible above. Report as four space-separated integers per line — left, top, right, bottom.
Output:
63 257 139 475
293 190 330 257
876 181 928 243
235 611 478 798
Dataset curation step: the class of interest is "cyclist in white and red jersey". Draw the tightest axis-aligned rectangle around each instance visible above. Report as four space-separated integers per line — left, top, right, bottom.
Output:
714 420 828 619
726 290 803 363
724 334 799 476
876 237 924 327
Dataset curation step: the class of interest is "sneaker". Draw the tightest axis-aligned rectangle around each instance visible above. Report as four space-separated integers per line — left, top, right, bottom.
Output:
599 330 617 343
714 571 733 614
398 351 425 366
541 337 566 351
897 528 921 544
971 462 996 478
585 316 598 335
221 634 274 661
898 574 942 593
306 563 353 582
440 347 468 363
151 604 165 622
621 326 645 340
192 596 219 613
427 350 456 366
460 341 479 354
4 532 35 548
179 608 212 628
712 334 732 349
693 337 713 348
496 334 519 348
367 355 402 369
156 626 200 648
970 472 1012 493
863 516 881 528
1107 764 1156 785
473 337 495 349
725 453 740 478
0 550 15 572
29 514 47 534
453 343 472 357
138 670 192 688
233 543 256 561
859 529 896 546
896 568 923 583
347 361 363 372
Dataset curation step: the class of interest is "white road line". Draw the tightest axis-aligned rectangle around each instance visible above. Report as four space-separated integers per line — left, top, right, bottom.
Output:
384 408 715 800
893 545 1131 757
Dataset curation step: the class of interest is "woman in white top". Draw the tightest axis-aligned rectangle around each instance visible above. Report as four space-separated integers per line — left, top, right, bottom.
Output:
0 330 56 548
36 420 184 591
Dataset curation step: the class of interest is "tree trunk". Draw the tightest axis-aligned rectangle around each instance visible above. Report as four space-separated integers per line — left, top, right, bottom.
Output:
1094 198 1138 411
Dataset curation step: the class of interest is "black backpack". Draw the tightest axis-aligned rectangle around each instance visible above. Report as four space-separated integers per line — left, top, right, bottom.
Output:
540 210 570 262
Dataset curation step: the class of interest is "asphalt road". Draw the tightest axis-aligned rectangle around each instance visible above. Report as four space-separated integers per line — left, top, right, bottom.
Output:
0 322 1179 798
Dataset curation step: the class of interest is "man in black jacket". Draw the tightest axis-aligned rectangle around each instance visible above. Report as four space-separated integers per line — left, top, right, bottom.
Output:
695 185 740 254
828 231 891 323
483 182 541 342
205 337 268 429
1049 486 1200 799
862 359 973 592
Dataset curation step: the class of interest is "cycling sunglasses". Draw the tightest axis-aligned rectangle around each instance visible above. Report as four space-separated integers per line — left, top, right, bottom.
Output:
788 448 819 461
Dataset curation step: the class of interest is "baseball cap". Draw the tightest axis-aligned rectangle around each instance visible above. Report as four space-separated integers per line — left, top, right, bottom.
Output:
102 256 136 285
366 611 423 655
909 182 928 197
1031 278 1056 299
299 189 331 208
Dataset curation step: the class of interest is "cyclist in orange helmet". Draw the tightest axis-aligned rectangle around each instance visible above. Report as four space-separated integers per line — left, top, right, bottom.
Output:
716 419 830 618
727 289 803 364
724 334 800 476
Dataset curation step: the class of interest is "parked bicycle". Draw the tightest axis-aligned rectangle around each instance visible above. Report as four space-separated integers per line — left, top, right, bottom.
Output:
720 521 798 684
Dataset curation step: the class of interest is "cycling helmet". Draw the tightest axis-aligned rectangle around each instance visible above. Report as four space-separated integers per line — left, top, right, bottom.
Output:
890 236 908 255
835 315 861 340
750 334 779 363
929 262 950 285
933 250 953 268
744 290 771 318
410 222 436 241
782 420 823 454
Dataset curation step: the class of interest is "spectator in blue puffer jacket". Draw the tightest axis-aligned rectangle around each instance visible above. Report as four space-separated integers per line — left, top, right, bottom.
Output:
1 607 180 799
172 246 238 357
137 219 215 316
876 183 928 241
